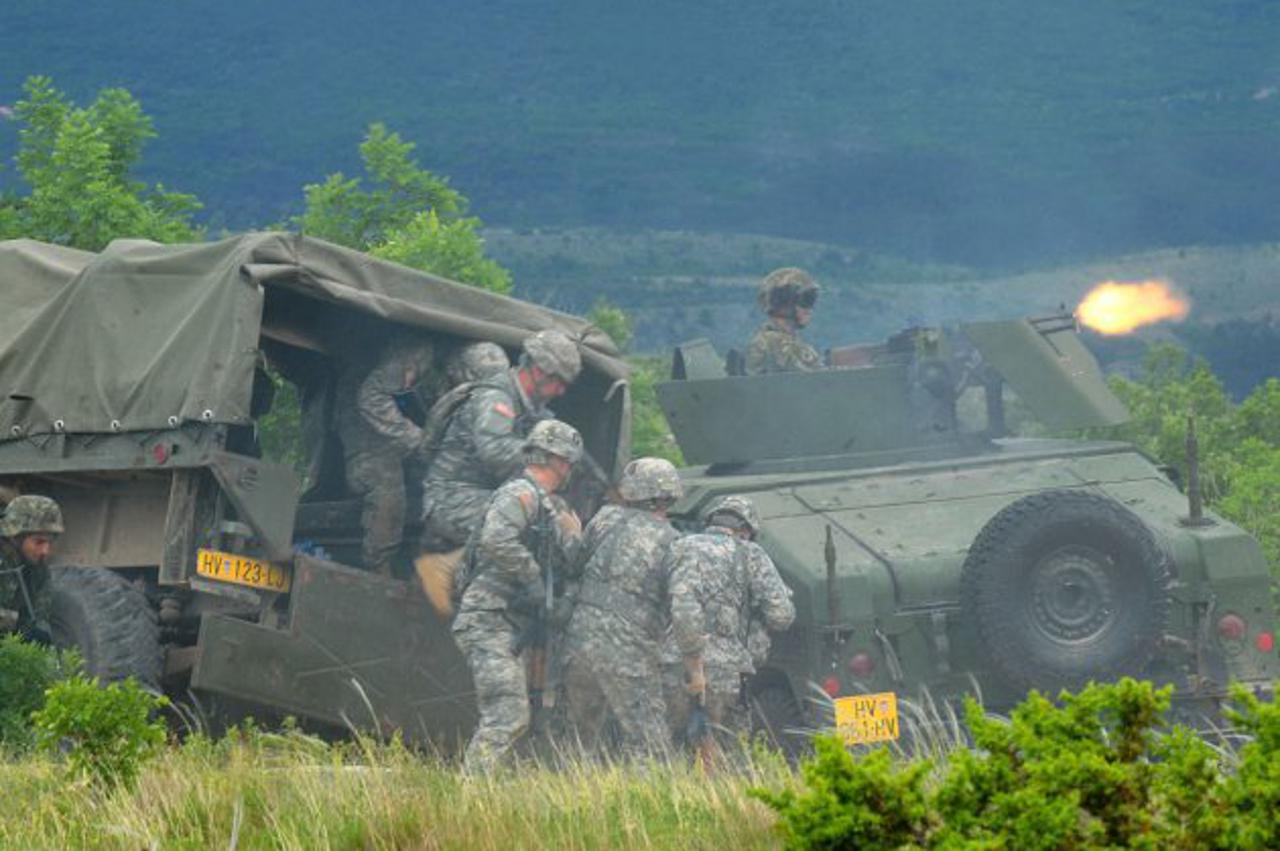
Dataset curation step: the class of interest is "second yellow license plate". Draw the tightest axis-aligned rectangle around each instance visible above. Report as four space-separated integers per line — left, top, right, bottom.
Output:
834 692 900 745
196 548 291 592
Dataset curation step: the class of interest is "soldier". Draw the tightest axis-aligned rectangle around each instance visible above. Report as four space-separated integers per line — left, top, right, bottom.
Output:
745 267 823 375
0 494 64 641
335 336 435 577
445 341 511 387
665 495 795 752
561 457 683 759
421 329 582 552
452 419 584 773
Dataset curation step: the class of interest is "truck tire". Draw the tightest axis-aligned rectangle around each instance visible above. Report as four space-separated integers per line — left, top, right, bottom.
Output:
960 489 1174 693
48 567 162 689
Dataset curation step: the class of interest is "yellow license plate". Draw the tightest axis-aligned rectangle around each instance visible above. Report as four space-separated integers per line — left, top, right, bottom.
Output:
196 548 291 592
834 692 900 745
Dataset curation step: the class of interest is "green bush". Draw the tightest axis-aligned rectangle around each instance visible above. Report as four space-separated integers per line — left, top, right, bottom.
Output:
754 679 1280 850
32 674 168 787
0 635 69 748
752 739 930 850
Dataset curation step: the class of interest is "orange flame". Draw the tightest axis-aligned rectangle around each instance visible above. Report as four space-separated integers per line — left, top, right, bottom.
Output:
1076 280 1190 335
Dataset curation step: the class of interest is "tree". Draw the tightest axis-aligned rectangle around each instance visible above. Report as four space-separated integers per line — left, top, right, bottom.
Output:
1 76 201 249
1095 343 1280 579
371 210 510 294
297 123 509 293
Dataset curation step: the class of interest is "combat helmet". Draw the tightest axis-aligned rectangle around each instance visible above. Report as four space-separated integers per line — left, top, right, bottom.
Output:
524 419 584 464
386 335 434 377
447 341 510 385
618 457 684 504
0 495 64 538
522 330 582 383
705 494 760 539
757 267 819 315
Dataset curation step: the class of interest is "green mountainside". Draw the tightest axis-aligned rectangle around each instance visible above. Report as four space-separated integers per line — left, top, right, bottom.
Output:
3 1 1279 267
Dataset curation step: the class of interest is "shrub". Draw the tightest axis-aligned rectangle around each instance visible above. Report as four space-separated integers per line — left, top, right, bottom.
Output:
32 674 168 787
753 679 1279 850
751 737 931 850
0 635 68 748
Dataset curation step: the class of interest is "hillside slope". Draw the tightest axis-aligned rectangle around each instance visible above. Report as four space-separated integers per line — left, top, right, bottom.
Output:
3 1 1278 267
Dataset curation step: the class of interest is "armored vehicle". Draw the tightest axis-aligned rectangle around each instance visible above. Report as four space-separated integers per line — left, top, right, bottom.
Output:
0 233 629 748
659 317 1280 742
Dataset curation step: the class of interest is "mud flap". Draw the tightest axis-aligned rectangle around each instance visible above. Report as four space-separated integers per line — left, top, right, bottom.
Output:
191 554 476 751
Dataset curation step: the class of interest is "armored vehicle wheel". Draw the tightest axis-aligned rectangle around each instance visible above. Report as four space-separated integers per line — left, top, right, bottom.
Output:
749 681 808 759
961 489 1174 693
49 567 162 689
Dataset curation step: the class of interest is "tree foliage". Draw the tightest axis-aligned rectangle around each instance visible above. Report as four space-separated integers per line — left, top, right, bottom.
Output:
1 76 201 249
296 123 510 293
1096 343 1280 572
371 210 510 294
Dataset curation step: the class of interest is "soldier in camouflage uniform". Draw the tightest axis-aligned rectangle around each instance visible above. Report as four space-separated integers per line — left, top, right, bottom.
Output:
452 419 585 773
421 330 581 551
0 495 64 641
664 495 795 746
745 267 824 375
335 336 436 576
561 457 684 759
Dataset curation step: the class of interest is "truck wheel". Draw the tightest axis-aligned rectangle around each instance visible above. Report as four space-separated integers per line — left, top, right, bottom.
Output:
960 489 1173 693
49 567 162 689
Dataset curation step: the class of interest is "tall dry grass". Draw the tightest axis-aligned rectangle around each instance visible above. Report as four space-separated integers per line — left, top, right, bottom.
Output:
0 727 795 850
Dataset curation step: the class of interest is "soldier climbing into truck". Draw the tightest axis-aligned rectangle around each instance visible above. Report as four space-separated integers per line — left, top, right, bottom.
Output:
334 334 436 578
0 232 630 749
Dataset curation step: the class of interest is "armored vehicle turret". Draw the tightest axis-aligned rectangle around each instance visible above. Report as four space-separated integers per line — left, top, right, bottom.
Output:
659 315 1280 746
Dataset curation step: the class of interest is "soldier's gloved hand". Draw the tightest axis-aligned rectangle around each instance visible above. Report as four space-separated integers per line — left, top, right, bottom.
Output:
683 653 707 699
556 509 582 539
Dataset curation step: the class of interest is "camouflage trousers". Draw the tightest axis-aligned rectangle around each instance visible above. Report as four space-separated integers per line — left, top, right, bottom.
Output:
563 645 671 760
453 610 528 773
344 449 407 573
421 482 491 551
662 663 749 747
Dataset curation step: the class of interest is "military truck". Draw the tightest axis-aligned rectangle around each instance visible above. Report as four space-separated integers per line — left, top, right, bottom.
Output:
659 317 1280 744
0 233 630 748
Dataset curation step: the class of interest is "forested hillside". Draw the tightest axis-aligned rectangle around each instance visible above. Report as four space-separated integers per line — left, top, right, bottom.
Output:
3 0 1278 268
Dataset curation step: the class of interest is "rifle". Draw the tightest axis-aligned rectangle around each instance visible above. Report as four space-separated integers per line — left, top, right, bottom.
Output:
685 693 715 771
683 652 715 770
524 562 554 721
514 504 559 727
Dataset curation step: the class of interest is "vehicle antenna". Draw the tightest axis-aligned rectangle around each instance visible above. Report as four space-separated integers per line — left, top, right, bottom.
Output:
824 524 839 634
1182 410 1213 527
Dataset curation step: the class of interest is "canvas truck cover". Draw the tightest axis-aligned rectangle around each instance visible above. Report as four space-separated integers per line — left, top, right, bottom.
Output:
0 232 628 457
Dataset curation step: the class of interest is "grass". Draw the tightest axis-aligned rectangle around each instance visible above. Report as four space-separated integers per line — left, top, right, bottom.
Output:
0 728 794 849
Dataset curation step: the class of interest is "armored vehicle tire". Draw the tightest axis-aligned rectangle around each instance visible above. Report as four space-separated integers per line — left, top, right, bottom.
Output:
49 567 162 689
961 489 1174 694
749 681 808 760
